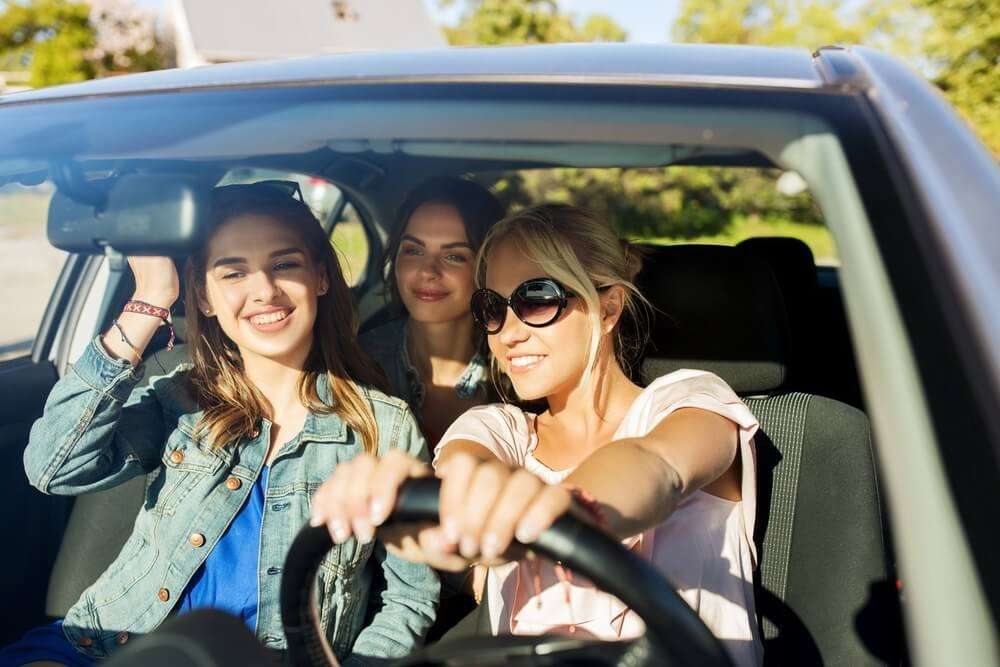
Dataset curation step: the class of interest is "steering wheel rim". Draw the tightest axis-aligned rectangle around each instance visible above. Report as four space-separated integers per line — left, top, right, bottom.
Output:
281 477 732 666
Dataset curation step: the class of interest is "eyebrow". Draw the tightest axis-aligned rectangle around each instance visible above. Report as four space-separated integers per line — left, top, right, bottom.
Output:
212 247 305 269
400 234 473 250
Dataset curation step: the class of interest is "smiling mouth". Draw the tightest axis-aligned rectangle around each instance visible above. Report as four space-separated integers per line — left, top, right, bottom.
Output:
413 289 449 301
245 308 294 331
508 355 545 371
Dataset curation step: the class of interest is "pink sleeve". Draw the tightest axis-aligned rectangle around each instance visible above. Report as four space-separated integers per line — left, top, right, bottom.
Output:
636 369 759 436
630 369 760 566
433 403 533 468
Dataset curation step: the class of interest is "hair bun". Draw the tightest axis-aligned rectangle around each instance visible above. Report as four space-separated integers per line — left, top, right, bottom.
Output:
620 238 644 281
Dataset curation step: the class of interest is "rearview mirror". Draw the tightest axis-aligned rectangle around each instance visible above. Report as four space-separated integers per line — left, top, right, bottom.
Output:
48 173 210 254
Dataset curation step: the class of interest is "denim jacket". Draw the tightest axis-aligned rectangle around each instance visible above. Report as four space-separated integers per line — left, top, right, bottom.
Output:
23 338 439 663
360 318 491 413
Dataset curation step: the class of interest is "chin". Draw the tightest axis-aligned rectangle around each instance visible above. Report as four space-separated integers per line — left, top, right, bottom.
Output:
237 328 314 362
406 302 468 324
507 377 555 402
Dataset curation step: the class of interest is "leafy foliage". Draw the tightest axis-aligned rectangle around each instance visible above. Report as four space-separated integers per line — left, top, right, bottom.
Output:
444 0 625 45
483 167 820 239
917 0 999 155
0 0 163 88
672 0 997 156
0 0 95 87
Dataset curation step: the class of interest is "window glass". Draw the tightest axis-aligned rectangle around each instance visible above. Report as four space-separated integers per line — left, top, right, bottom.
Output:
0 183 67 361
331 202 370 287
479 166 837 265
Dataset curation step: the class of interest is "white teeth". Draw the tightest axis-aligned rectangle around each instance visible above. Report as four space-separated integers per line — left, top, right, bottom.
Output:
250 310 288 325
510 355 544 368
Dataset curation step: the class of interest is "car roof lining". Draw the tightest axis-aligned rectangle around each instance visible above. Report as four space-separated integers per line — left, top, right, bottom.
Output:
0 93 812 184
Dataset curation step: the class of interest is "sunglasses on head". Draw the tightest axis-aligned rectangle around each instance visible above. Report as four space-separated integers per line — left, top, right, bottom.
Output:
213 179 305 202
471 277 579 335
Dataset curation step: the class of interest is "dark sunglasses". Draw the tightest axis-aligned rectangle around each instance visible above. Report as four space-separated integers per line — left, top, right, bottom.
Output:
214 179 304 202
471 277 578 335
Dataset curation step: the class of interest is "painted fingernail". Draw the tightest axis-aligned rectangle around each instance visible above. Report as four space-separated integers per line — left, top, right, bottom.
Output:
481 533 500 559
369 499 387 525
459 535 479 558
354 519 375 544
329 519 349 543
515 522 540 544
442 517 460 544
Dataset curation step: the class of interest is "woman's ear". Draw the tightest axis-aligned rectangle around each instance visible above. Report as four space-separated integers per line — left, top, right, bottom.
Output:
600 286 626 334
197 286 215 318
317 266 330 296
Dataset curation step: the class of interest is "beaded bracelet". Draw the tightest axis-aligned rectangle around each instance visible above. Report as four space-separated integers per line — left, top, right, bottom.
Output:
562 484 608 529
122 300 175 351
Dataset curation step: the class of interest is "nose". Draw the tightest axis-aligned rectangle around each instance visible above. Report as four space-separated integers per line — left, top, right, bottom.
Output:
249 269 282 302
417 254 443 279
496 305 530 347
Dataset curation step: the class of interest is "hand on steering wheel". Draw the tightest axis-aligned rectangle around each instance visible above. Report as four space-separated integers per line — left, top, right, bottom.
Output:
309 450 577 571
288 477 734 667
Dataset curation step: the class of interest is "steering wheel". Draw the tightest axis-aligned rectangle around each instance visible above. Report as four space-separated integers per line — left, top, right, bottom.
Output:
280 477 732 666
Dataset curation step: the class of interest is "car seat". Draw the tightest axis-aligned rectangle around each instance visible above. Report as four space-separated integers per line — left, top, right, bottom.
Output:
635 244 897 665
736 237 863 409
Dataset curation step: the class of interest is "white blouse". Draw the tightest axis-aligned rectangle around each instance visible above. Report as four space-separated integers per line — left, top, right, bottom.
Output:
434 369 763 667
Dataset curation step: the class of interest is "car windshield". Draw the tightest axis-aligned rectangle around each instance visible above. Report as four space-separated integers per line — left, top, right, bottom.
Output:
0 82 857 361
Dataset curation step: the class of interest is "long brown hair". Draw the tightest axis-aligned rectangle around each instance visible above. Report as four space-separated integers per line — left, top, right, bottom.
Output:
183 184 388 453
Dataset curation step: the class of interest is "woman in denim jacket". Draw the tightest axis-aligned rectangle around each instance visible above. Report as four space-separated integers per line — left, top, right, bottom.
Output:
7 184 438 665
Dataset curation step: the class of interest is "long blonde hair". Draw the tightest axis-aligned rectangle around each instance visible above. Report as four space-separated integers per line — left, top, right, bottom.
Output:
475 203 650 395
183 186 388 453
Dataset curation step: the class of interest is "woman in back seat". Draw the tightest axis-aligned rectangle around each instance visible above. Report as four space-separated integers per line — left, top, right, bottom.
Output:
6 183 438 665
360 177 504 447
312 204 764 665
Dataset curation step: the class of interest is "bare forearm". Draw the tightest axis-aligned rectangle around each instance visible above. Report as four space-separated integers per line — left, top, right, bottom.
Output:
564 440 684 539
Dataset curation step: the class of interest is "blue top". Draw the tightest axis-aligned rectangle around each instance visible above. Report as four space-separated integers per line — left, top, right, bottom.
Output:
176 465 270 630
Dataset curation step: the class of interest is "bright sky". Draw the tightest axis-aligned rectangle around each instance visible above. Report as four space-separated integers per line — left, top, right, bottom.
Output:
136 1 682 44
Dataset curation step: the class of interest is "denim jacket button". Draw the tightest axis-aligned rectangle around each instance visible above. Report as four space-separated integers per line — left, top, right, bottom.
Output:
225 476 242 491
115 631 129 645
77 636 93 647
188 533 205 547
158 587 170 602
169 450 184 465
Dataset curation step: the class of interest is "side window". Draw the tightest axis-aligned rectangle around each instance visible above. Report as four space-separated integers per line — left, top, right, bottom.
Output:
216 169 371 287
330 202 370 287
0 183 68 361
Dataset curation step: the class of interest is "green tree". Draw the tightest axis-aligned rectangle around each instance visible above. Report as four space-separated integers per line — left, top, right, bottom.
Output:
0 0 95 87
444 0 626 45
0 0 165 88
917 0 999 155
672 0 997 156
672 0 910 51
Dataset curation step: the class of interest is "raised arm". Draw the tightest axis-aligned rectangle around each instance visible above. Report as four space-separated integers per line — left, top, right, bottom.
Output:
23 256 179 495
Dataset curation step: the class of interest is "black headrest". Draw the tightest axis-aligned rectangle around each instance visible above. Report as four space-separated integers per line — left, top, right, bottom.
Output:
635 244 790 393
736 237 818 303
